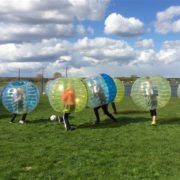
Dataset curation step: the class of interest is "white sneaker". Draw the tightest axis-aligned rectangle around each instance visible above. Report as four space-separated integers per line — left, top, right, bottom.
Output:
151 121 157 125
19 120 25 124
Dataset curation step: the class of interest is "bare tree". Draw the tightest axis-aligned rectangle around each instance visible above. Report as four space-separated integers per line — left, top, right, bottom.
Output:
36 73 43 82
53 72 62 79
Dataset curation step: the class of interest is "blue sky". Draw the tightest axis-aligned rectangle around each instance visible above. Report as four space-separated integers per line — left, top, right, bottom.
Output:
0 0 179 77
80 0 180 49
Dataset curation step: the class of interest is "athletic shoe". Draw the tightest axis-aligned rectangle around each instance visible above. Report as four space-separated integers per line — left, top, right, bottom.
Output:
19 120 25 124
151 121 157 125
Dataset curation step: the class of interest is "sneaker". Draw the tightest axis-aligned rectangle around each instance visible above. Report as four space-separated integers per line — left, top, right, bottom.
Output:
151 121 157 125
19 120 25 124
9 121 14 123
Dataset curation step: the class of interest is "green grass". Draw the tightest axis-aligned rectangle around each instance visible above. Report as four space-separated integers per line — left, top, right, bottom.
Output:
0 82 9 87
0 96 179 180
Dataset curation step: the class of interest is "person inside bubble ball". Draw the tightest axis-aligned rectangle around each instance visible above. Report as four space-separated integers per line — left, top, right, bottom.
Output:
92 80 106 105
92 80 117 124
111 102 118 114
93 104 117 124
10 88 27 124
143 77 158 125
61 86 76 131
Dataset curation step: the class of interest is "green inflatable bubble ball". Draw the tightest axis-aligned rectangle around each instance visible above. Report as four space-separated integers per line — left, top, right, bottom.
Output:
131 76 171 111
48 78 88 114
114 78 125 103
177 84 180 98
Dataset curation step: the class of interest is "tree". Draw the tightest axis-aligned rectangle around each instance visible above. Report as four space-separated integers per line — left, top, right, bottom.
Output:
53 72 62 79
36 73 43 81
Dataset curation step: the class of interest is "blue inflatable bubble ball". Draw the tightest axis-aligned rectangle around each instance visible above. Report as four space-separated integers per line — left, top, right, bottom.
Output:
84 74 116 108
0 86 4 104
101 73 117 103
2 80 40 114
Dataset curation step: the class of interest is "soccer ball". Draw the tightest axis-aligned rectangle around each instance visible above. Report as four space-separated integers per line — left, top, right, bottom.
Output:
50 115 56 121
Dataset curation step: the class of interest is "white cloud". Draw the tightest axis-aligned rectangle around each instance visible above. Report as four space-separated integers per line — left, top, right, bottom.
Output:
134 49 157 64
104 13 144 36
0 37 179 77
0 62 44 77
155 6 180 34
162 40 180 49
0 39 70 62
157 40 180 64
76 25 86 36
0 23 75 43
1 1 179 77
76 25 95 37
134 40 180 65
45 37 137 73
135 39 154 49
0 0 109 43
158 49 178 64
0 0 110 22
74 37 136 63
0 37 137 76
69 0 110 20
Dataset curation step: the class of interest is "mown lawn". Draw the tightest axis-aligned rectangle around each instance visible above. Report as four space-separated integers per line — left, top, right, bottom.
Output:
0 96 179 179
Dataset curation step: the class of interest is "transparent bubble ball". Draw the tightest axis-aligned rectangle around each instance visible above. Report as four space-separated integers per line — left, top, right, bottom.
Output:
2 80 40 114
131 76 171 110
84 74 116 108
48 78 88 113
114 79 125 103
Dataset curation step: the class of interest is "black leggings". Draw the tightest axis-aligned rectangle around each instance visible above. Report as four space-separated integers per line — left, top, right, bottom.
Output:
63 113 71 130
111 102 117 114
11 113 27 122
150 109 157 117
94 104 116 122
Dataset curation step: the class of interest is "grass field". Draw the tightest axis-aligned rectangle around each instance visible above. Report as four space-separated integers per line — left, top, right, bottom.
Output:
0 96 179 179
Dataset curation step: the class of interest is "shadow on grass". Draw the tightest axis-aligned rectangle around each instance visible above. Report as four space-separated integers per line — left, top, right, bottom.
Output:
77 116 149 129
0 114 10 120
27 118 50 124
159 117 180 125
26 115 75 124
119 110 149 114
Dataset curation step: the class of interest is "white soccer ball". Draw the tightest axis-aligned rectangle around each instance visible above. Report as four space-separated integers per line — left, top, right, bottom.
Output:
50 115 56 121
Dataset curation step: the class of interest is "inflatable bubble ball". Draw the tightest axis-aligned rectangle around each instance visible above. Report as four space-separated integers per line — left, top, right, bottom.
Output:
101 73 117 103
84 74 116 108
0 86 4 104
48 78 88 114
131 76 171 111
2 80 40 114
177 84 180 98
114 79 125 103
45 80 54 97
